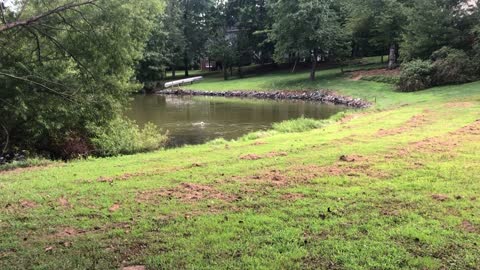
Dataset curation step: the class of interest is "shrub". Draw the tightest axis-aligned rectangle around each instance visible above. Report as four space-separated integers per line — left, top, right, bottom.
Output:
0 158 53 172
272 117 327 133
474 27 480 75
430 47 476 85
89 118 168 156
397 60 434 92
398 47 479 92
53 132 93 160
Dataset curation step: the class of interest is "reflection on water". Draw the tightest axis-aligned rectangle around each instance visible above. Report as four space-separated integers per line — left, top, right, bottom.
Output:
126 94 347 147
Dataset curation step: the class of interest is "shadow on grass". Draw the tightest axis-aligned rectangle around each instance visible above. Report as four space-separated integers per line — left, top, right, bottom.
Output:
266 71 347 90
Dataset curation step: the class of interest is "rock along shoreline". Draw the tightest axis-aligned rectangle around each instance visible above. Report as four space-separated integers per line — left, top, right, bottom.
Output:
155 89 371 108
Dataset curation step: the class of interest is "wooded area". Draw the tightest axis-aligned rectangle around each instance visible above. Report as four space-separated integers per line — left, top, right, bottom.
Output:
0 0 479 159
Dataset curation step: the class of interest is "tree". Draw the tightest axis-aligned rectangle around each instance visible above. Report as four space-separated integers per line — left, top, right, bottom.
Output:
269 0 346 80
0 0 162 156
181 0 211 77
345 0 406 69
138 0 185 84
401 0 475 60
205 0 235 80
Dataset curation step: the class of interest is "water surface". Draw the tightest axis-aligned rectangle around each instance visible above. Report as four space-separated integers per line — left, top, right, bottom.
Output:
127 95 347 147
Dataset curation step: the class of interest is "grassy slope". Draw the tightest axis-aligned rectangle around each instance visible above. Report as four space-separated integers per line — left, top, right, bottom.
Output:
1 64 480 269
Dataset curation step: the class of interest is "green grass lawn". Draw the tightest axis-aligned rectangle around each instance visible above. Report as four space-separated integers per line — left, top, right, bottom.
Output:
1 63 480 269
184 60 477 110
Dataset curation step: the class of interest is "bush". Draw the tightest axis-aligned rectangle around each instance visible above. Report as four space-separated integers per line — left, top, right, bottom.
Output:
397 60 434 92
430 47 476 85
272 118 327 133
0 158 53 172
398 47 479 92
52 132 93 160
89 118 168 156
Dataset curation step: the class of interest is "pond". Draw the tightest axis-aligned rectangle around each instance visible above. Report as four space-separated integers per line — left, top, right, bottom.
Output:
126 94 348 147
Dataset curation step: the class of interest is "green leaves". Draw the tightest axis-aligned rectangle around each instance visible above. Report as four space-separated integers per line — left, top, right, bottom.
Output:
268 0 343 62
0 0 162 155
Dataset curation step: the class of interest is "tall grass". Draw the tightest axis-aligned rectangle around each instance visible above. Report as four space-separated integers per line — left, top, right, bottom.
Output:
272 117 328 133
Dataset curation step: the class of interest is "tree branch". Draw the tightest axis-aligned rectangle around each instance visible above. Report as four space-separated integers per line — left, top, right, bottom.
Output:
0 0 97 33
24 27 43 64
0 1 7 25
32 25 96 79
0 71 74 100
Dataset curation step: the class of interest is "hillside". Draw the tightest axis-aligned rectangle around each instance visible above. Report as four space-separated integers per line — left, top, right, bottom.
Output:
1 68 479 269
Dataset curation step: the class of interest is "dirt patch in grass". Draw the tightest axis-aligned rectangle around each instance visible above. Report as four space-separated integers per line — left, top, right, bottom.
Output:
330 135 360 146
453 119 480 136
109 203 121 212
97 172 145 183
339 154 367 163
258 170 289 186
237 170 290 187
265 151 288 158
350 68 400 81
189 162 204 168
122 266 145 270
53 227 88 238
240 151 288 160
3 199 38 214
231 167 316 188
340 114 357 124
58 196 70 208
316 163 389 179
376 113 431 137
19 200 37 209
0 164 63 175
47 223 132 240
92 167 182 184
303 156 389 179
444 102 475 108
460 220 477 233
234 159 389 189
137 183 238 203
395 119 480 157
114 242 149 266
251 141 267 146
280 193 306 201
432 194 449 202
380 209 401 216
239 154 262 160
303 255 342 270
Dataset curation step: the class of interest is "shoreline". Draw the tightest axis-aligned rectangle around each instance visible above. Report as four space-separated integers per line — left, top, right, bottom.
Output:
155 89 371 108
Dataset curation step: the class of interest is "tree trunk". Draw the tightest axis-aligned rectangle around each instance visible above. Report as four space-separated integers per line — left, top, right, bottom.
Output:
172 66 176 79
238 66 243 78
388 44 396 70
381 55 384 64
184 52 189 77
223 64 228 80
291 54 298 73
310 49 318 81
230 66 233 76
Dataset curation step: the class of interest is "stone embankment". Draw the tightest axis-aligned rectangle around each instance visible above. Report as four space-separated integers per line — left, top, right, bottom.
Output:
155 89 371 108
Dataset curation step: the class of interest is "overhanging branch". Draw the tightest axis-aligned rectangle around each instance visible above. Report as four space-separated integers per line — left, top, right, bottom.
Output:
0 0 97 33
0 71 75 100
